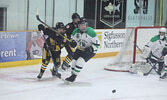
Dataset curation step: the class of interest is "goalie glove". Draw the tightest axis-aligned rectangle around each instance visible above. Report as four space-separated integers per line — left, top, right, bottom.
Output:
162 47 167 56
140 45 151 59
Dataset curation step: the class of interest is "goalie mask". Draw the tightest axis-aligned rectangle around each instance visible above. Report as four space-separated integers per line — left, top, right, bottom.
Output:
78 17 88 33
159 28 166 39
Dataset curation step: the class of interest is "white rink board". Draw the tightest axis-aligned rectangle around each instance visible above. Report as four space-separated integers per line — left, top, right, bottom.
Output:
61 28 162 58
61 29 126 57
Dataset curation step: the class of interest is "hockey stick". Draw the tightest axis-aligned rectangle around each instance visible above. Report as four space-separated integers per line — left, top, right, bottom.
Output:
143 56 162 76
40 30 52 56
36 8 82 49
133 42 142 52
133 41 161 76
92 43 100 46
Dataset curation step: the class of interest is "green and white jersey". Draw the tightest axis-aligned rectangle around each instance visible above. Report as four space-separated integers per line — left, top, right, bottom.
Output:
71 27 100 53
147 35 167 61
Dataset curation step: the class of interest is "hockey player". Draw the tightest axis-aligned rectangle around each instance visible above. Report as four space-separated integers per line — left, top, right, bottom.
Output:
37 22 73 79
65 13 80 39
61 13 80 71
141 27 167 79
65 17 100 82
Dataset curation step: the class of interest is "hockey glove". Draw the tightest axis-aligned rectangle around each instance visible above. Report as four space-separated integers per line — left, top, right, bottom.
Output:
162 47 167 56
83 46 94 55
70 40 77 48
38 24 45 31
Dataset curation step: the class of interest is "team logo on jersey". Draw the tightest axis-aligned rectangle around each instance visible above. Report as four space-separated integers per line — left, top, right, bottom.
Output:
80 42 86 47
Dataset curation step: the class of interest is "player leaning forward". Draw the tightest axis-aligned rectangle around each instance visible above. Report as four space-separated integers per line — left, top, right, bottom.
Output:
141 27 167 79
65 17 100 82
37 22 73 79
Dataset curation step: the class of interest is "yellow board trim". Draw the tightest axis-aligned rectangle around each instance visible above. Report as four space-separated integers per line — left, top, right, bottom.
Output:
0 52 118 69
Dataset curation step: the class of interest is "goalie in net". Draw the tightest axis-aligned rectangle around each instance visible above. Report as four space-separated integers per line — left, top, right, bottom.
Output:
105 27 167 79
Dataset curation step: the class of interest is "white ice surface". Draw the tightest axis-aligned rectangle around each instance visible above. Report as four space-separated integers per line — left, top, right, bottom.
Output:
0 57 167 100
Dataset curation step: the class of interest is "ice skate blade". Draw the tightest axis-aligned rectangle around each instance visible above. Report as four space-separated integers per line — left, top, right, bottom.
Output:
61 78 73 84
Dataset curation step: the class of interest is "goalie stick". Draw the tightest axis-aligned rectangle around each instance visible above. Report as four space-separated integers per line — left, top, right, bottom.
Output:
143 56 162 76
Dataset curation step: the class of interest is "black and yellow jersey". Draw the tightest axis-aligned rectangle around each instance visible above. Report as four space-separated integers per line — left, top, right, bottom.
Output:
43 27 66 51
65 22 78 39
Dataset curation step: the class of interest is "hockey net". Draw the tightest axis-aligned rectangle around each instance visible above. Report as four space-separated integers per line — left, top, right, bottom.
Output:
104 26 163 73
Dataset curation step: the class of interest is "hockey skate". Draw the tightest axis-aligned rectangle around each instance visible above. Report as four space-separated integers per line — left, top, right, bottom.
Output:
37 70 44 79
160 72 167 79
65 74 77 83
61 61 71 71
50 68 61 78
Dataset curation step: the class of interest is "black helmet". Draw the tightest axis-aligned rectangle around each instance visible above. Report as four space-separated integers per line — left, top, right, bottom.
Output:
56 22 65 29
78 17 88 32
72 13 80 19
78 17 87 25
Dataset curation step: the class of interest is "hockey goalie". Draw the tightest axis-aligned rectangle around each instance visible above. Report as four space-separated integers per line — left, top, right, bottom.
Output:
139 28 167 79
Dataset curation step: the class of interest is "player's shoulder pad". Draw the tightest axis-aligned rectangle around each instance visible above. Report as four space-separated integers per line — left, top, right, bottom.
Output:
150 35 160 42
86 27 97 38
72 28 79 36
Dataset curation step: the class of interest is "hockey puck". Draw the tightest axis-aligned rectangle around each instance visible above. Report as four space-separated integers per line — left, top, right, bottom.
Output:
112 89 116 93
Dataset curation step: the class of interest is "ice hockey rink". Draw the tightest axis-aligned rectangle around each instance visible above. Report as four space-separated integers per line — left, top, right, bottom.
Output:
0 57 167 100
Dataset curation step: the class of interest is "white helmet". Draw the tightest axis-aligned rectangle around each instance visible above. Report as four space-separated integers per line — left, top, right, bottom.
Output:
159 28 166 33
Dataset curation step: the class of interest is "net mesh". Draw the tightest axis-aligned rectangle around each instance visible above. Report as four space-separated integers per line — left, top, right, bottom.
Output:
105 27 162 73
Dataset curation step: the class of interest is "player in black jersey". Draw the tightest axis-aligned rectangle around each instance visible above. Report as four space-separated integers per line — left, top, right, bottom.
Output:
37 22 73 79
61 13 80 71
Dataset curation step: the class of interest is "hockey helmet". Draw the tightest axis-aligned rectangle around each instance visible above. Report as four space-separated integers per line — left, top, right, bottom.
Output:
72 13 80 20
159 28 166 33
56 22 65 29
78 17 88 32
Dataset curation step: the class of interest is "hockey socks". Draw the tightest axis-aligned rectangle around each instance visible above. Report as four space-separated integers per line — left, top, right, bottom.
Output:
37 63 48 79
61 55 72 71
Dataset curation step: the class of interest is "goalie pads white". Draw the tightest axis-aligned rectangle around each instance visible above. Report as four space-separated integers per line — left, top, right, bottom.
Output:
140 45 151 59
129 62 152 74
